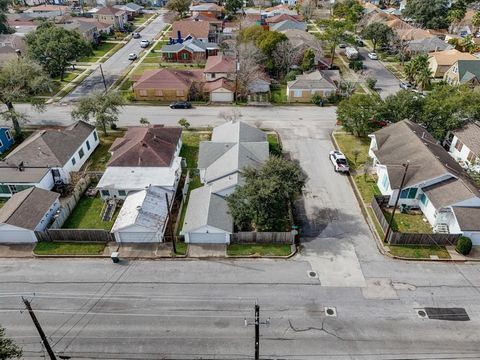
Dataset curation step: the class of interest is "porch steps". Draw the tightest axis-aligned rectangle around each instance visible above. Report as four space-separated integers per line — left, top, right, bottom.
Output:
102 199 116 222
434 223 449 234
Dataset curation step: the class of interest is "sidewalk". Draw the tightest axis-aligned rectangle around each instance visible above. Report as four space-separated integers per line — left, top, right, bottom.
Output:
0 244 34 258
106 242 173 259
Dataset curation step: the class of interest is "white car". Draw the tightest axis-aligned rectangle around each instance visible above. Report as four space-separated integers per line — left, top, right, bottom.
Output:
368 52 378 60
329 150 350 173
128 53 137 61
140 39 150 48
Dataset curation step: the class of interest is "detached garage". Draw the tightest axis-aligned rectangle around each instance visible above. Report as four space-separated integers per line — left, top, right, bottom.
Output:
453 207 480 245
204 78 235 103
112 186 174 243
0 187 60 243
181 185 232 244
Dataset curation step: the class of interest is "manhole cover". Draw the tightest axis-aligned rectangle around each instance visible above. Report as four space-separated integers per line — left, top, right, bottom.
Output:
308 271 317 278
325 307 337 317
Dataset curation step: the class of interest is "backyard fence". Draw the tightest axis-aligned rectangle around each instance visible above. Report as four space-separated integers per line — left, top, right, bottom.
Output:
49 176 92 229
370 196 460 246
35 229 114 243
230 232 294 244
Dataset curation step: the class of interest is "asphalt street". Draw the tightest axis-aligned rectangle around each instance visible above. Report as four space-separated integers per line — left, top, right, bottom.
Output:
64 12 166 100
1 106 480 359
359 48 400 99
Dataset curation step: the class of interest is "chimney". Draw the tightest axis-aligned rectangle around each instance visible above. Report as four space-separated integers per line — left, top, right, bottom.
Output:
177 30 182 42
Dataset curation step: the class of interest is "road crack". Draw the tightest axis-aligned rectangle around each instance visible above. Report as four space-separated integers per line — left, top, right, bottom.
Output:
287 319 345 340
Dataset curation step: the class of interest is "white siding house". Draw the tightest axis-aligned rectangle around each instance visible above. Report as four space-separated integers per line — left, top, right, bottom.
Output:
444 122 480 172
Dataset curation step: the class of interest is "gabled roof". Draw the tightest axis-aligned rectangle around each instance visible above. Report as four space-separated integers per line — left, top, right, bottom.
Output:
189 3 223 12
454 60 480 83
204 54 236 74
0 187 59 230
265 13 303 24
453 206 480 231
107 126 182 167
407 37 452 53
26 4 70 12
287 70 337 90
2 121 94 168
203 78 235 92
114 2 143 11
269 19 306 32
428 49 477 66
95 6 126 16
453 122 480 156
172 19 211 39
161 38 218 53
181 185 233 233
112 186 174 232
133 68 203 90
211 121 267 143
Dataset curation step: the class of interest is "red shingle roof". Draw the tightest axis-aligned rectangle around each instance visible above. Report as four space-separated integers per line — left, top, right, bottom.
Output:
203 78 235 92
204 54 236 74
96 6 126 16
133 69 203 91
108 126 182 167
172 19 210 39
265 13 303 23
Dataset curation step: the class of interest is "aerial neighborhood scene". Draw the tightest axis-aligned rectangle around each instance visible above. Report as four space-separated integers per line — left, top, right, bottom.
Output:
1 0 480 358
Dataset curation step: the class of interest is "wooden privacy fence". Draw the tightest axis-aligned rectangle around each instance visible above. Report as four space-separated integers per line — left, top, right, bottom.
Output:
230 232 294 244
35 229 114 243
370 196 460 246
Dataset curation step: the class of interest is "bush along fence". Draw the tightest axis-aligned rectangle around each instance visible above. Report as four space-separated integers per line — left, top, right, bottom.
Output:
370 196 460 246
230 232 294 244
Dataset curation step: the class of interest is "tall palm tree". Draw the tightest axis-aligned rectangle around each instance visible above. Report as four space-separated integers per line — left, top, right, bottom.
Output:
415 66 432 91
403 61 416 84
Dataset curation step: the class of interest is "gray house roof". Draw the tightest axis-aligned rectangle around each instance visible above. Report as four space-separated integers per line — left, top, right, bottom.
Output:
181 185 233 233
269 19 306 32
161 39 218 53
407 37 453 53
453 122 480 156
0 187 59 230
2 120 94 168
211 121 267 143
287 70 337 91
453 206 480 231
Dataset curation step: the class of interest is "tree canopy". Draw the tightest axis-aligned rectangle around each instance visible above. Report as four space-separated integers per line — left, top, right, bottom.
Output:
337 93 384 137
361 22 394 51
0 325 22 359
0 58 52 138
227 157 306 232
0 0 11 34
71 91 125 136
332 0 364 23
255 30 288 73
401 0 450 29
239 25 265 43
165 0 191 18
319 19 353 66
225 0 242 15
25 22 91 80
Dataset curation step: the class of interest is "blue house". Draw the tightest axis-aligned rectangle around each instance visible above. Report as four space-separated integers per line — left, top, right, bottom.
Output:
0 127 14 155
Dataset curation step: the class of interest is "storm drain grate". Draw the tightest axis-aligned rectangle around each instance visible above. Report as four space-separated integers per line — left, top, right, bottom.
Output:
416 309 427 319
325 307 337 317
308 271 318 278
424 307 470 321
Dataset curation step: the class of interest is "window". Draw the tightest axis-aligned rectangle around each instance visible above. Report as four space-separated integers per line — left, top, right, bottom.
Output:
467 151 477 163
118 190 126 196
139 89 147 96
400 188 418 199
5 130 11 141
381 174 389 190
93 131 98 141
155 89 163 96
72 157 76 166
86 140 90 151
167 53 173 59
181 52 189 60
211 73 216 79
101 190 110 197
455 139 463 152
420 193 429 206
0 184 10 195
294 90 302 98
176 90 184 97
78 148 84 159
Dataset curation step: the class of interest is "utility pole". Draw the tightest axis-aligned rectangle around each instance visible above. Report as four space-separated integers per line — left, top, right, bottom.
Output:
22 297 57 360
383 161 410 243
99 64 107 92
245 302 270 360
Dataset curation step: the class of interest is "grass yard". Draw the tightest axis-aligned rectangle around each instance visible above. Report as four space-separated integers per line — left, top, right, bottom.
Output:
34 242 106 256
270 84 287 104
63 195 119 230
0 199 6 209
389 245 450 259
354 174 381 203
173 240 188 255
132 63 159 76
367 207 385 238
82 131 125 171
333 133 371 171
267 133 282 156
382 209 432 234
180 131 212 169
227 243 292 256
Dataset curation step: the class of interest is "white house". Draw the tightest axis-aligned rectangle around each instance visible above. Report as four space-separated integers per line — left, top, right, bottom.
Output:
111 185 174 243
181 185 233 244
444 122 480 173
369 120 480 244
0 121 99 198
0 187 60 243
97 126 182 200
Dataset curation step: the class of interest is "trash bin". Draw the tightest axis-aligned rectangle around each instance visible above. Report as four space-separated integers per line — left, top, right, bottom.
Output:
111 251 119 263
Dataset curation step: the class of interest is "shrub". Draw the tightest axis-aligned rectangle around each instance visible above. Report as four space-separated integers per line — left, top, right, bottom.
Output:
456 236 472 255
284 69 302 82
366 77 377 90
110 123 118 130
311 93 323 106
349 60 363 72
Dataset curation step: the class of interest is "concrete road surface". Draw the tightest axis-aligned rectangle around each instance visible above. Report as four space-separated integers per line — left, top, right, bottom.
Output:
64 13 166 101
359 48 400 99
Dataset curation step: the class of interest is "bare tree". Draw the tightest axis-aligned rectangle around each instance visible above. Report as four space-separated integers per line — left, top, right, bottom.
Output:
236 42 265 101
300 0 317 20
272 40 302 78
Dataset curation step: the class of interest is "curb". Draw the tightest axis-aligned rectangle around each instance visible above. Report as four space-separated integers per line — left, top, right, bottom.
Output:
226 244 297 259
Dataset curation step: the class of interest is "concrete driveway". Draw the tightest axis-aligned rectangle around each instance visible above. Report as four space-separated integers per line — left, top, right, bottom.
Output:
64 12 166 101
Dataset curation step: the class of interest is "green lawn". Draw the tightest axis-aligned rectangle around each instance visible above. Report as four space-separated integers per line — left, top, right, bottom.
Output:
267 133 282 156
82 131 125 171
0 199 6 209
389 245 450 259
180 131 212 169
78 42 119 62
227 243 292 256
382 210 432 234
132 63 159 76
354 174 381 203
34 242 106 256
270 84 287 104
333 133 371 171
173 240 188 256
63 195 119 230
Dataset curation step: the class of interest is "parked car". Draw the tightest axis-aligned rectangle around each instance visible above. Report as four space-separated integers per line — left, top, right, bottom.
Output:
338 43 347 49
140 39 150 48
329 150 350 173
128 53 138 61
368 52 378 60
170 101 192 109
132 32 141 38
356 39 365 47
399 82 412 90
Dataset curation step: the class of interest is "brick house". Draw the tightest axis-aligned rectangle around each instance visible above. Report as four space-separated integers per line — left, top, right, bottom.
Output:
161 38 218 63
